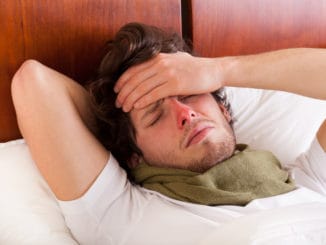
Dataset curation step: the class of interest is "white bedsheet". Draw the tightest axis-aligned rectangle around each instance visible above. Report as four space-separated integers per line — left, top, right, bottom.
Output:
201 202 326 245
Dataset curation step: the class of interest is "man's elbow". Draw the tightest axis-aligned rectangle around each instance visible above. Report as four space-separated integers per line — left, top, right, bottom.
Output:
11 60 47 129
11 60 43 97
12 59 44 94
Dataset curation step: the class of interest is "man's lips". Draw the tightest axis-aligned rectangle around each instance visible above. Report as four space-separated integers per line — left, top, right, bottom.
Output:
185 125 214 148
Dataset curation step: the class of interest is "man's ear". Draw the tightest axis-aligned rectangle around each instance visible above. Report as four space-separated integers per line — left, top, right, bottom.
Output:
127 153 141 169
218 104 232 123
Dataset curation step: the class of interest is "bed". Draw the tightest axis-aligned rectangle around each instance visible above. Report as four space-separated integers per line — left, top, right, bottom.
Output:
1 0 326 244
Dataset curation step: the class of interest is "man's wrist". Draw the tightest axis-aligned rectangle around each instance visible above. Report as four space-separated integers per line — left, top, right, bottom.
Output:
216 56 240 88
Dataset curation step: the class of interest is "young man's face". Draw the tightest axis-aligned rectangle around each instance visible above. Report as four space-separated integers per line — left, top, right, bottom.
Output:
129 93 236 172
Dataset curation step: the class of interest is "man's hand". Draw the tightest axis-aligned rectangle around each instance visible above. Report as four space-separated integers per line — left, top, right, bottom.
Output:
114 52 225 112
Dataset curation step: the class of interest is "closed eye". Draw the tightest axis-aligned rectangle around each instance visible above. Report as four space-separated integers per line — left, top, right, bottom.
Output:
148 112 163 127
142 99 164 127
179 95 196 102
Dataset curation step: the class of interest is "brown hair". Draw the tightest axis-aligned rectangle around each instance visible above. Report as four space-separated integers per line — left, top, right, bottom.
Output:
88 22 231 173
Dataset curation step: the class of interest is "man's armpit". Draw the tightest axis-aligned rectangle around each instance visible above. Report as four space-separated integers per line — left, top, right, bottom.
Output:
317 120 326 152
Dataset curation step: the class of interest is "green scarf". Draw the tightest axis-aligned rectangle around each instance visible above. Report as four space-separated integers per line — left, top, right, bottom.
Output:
131 145 295 206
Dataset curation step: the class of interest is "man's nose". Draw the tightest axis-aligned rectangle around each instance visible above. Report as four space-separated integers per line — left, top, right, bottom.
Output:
170 98 197 129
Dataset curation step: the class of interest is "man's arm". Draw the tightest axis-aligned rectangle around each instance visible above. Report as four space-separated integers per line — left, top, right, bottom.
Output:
317 120 326 151
224 48 326 99
12 60 109 201
114 48 326 112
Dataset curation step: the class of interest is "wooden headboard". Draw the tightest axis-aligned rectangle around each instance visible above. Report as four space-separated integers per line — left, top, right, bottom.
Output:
0 0 181 142
1 0 326 142
190 0 326 57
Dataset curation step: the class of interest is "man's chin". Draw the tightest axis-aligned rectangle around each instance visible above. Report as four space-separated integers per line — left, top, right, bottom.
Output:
186 139 236 173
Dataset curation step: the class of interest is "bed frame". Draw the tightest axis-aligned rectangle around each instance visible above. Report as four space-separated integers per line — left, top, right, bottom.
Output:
1 0 326 142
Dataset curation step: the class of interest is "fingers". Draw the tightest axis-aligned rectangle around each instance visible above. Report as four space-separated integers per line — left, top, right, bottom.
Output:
114 54 162 93
120 77 168 112
115 54 171 111
133 82 177 109
115 68 157 108
121 75 186 112
114 55 166 109
115 52 198 112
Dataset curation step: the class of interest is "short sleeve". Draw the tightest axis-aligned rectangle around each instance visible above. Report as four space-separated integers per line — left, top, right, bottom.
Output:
57 154 153 245
289 137 326 195
57 154 129 243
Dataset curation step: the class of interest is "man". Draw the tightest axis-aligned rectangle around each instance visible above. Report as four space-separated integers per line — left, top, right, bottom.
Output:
12 23 326 244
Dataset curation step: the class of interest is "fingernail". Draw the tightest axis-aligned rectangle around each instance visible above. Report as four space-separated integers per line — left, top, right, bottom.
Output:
115 101 121 108
122 106 129 113
113 87 118 93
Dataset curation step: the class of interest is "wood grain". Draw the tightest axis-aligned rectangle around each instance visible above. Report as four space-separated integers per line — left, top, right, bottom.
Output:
0 0 24 141
0 0 182 142
191 0 326 57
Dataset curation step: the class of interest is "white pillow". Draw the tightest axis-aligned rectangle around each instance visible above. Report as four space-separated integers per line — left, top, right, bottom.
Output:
226 87 326 165
0 139 77 244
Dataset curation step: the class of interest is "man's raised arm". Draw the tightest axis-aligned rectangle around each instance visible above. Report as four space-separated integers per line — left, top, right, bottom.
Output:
12 60 109 201
224 48 326 99
114 48 326 112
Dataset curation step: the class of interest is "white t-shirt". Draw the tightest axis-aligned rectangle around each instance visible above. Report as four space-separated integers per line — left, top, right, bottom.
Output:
59 138 326 245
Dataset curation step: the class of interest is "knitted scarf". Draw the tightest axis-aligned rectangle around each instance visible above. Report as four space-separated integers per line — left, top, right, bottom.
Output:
131 145 295 206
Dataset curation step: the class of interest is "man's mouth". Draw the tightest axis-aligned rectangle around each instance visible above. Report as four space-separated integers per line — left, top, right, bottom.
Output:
185 125 214 148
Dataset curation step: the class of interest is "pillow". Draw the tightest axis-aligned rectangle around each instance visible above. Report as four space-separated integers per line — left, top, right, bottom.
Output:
226 87 326 165
0 139 77 244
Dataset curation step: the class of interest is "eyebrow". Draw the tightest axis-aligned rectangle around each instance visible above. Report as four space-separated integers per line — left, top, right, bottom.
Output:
141 99 162 122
